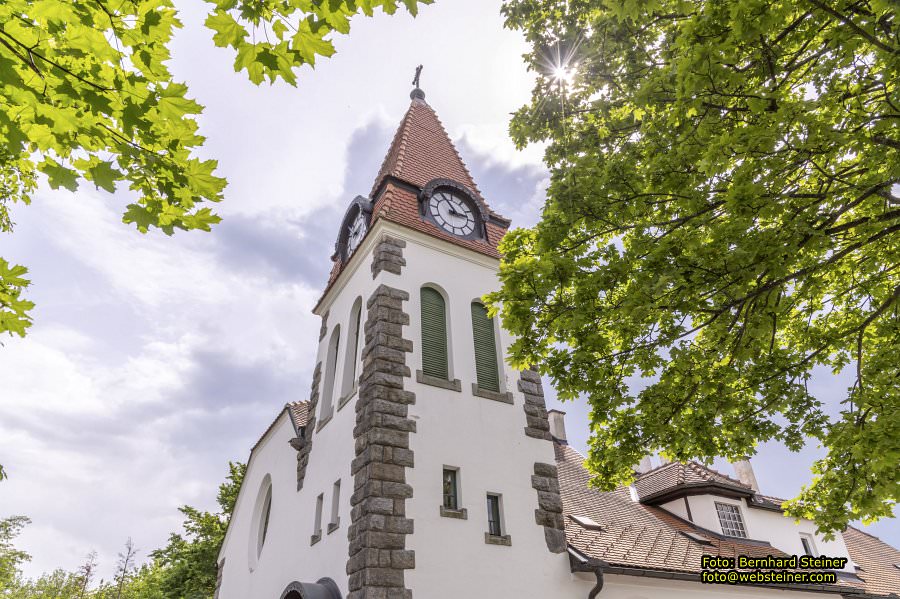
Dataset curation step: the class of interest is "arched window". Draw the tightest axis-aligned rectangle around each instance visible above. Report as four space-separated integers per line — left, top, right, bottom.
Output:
340 298 363 399
320 325 340 421
248 474 273 570
257 484 273 555
471 302 500 392
420 287 449 379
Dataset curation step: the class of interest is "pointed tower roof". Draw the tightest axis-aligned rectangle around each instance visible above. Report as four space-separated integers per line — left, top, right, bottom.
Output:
316 89 512 309
371 94 482 202
366 93 510 256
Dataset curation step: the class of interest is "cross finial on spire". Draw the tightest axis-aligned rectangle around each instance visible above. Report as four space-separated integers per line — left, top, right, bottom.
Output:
410 65 426 101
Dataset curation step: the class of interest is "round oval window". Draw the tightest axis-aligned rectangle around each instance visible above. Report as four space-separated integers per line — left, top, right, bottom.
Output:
248 475 273 570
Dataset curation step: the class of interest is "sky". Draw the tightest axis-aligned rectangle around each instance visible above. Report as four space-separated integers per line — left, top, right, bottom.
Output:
0 0 896 582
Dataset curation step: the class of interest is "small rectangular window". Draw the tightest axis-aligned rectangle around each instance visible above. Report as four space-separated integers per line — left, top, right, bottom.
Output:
715 502 747 538
800 533 816 556
330 480 341 526
314 493 324 537
442 469 459 510
486 494 502 536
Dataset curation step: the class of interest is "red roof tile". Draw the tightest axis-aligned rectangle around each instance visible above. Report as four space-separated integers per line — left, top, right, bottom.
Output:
842 526 900 597
633 461 753 502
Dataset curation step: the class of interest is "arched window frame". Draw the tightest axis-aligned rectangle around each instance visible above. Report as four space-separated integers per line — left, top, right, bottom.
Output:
248 474 273 571
339 297 363 409
469 299 513 403
416 285 460 391
320 325 341 424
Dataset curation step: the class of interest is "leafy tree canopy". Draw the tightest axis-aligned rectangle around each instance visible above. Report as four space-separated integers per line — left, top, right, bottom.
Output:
493 0 899 534
0 515 31 589
150 461 245 598
0 0 431 338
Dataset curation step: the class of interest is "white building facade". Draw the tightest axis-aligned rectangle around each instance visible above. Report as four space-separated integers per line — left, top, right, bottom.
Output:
216 88 900 599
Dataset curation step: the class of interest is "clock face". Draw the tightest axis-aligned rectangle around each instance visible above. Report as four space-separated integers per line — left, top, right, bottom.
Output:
347 211 367 256
428 190 476 236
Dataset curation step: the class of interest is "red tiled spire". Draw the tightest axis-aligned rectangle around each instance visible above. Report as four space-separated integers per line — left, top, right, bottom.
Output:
315 91 511 310
366 93 509 261
371 95 484 204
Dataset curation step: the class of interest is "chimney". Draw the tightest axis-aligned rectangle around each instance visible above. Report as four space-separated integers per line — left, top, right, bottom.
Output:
637 455 654 474
732 458 760 492
547 410 567 443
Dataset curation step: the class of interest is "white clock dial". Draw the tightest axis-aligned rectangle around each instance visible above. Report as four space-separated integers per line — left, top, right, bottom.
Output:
429 191 475 236
347 211 367 255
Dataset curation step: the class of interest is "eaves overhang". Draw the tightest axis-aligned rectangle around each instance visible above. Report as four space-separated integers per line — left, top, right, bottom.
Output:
638 482 754 505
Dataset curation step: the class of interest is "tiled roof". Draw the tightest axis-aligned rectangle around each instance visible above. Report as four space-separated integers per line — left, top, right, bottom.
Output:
633 461 753 502
251 401 309 452
843 526 900 597
287 401 310 430
557 444 783 572
370 97 502 220
315 95 510 309
556 444 880 594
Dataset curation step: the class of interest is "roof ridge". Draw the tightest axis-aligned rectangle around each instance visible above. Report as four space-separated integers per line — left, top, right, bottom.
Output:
635 461 682 478
846 525 887 544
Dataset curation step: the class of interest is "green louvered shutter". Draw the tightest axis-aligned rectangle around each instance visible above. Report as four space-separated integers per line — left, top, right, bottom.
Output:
420 288 448 379
471 302 500 392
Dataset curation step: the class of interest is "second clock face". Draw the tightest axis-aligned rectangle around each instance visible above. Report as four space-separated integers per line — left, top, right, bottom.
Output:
347 211 367 256
428 190 476 237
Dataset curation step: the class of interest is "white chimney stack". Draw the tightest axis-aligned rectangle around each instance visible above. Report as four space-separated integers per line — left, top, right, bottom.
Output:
547 409 567 442
732 458 760 492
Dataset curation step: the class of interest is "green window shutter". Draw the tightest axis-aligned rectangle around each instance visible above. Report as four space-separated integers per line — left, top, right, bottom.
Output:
471 302 500 392
420 287 448 379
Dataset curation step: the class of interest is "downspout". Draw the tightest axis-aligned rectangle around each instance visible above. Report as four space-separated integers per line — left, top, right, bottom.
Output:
568 546 606 598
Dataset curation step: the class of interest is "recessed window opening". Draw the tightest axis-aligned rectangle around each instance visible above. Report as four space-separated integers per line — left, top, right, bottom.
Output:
420 287 449 379
715 502 747 538
341 299 362 398
800 533 817 556
486 494 503 536
314 493 324 538
471 302 501 392
321 326 341 421
257 484 272 556
443 468 459 510
330 480 341 527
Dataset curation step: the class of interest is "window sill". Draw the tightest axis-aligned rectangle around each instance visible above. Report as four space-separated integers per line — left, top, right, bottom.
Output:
416 370 461 392
327 519 341 534
310 533 321 546
471 384 513 404
337 386 357 411
316 412 333 433
439 506 468 520
484 533 511 546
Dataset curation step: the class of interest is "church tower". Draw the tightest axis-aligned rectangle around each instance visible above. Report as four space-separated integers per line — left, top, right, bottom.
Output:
217 85 570 599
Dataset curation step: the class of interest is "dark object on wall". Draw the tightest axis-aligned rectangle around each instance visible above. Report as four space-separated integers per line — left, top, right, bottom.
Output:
279 578 343 599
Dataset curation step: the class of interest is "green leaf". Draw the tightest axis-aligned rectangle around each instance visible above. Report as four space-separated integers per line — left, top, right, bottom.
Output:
38 158 79 191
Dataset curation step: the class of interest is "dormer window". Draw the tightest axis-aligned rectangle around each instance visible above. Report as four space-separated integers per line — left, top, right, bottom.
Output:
800 533 817 556
715 502 747 538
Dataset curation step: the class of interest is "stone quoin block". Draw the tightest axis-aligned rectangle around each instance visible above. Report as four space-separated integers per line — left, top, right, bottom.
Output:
347 284 415 599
